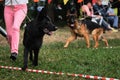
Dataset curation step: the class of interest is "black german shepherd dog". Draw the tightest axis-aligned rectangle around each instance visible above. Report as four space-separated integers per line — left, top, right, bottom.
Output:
22 8 57 71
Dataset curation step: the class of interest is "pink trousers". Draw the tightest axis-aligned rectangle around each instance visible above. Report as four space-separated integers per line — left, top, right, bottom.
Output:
4 4 27 54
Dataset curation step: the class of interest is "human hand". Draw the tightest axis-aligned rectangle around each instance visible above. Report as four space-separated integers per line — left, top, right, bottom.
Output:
96 15 102 18
108 13 115 16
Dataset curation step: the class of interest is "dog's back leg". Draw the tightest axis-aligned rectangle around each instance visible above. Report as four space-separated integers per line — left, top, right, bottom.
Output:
97 28 109 47
101 36 109 47
33 49 39 66
22 48 29 71
92 28 109 48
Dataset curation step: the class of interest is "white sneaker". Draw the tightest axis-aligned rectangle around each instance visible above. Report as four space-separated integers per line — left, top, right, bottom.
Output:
111 28 118 32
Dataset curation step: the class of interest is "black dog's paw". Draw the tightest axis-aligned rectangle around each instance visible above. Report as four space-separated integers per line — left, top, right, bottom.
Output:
33 63 38 66
22 66 27 71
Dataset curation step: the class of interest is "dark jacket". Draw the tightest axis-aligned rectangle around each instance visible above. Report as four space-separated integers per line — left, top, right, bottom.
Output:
93 3 109 17
110 0 120 8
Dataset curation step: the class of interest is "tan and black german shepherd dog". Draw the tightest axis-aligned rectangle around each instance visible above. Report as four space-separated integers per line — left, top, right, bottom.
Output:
64 14 109 48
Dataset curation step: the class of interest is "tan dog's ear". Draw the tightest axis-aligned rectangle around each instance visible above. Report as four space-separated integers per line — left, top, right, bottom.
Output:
74 13 77 17
74 20 79 26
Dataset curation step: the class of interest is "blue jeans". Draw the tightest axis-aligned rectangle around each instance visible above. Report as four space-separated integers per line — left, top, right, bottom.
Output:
96 18 111 30
107 16 118 28
95 17 110 30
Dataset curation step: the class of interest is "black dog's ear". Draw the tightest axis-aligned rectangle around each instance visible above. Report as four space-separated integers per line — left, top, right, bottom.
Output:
40 7 47 16
35 7 47 21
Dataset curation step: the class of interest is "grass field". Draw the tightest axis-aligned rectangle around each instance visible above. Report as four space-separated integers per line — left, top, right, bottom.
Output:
0 27 120 80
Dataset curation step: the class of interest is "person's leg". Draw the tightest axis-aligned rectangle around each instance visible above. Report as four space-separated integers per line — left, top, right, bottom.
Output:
101 18 118 32
107 16 118 28
107 16 113 26
4 6 14 49
11 4 27 54
101 19 110 30
113 16 118 28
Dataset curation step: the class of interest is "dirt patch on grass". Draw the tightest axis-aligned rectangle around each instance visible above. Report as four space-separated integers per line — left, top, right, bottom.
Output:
0 35 7 45
0 27 120 46
104 31 120 39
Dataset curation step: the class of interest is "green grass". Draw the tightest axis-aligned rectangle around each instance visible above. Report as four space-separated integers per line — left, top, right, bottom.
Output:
0 38 120 80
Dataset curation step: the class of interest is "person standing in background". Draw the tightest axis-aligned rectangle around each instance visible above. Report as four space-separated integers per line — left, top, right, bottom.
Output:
4 0 28 61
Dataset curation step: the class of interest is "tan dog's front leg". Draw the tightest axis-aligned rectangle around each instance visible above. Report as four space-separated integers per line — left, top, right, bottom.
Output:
64 35 77 48
83 34 90 48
